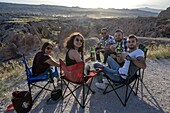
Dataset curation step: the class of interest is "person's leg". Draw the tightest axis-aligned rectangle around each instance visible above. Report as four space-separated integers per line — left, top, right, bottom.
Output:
107 56 120 71
84 63 90 75
93 62 105 83
103 50 113 64
105 73 123 82
95 47 101 62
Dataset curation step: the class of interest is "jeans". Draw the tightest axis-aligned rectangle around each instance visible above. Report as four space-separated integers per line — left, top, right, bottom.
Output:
95 47 104 62
103 50 113 64
94 56 123 82
84 63 91 75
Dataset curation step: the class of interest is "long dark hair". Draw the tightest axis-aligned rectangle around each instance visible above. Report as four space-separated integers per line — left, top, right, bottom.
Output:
41 42 53 53
64 32 85 53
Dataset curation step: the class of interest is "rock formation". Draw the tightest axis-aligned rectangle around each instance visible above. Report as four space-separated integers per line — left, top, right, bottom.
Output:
0 7 170 62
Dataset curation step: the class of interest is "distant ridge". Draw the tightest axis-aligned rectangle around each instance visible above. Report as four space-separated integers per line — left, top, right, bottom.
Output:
0 2 159 18
137 7 163 13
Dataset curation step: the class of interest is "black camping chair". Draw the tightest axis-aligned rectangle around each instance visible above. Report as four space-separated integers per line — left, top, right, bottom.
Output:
22 55 58 103
103 61 140 106
59 59 97 108
103 45 148 106
138 44 148 80
135 44 148 96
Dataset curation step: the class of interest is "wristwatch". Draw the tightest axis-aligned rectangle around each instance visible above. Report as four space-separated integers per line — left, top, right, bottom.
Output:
125 55 131 61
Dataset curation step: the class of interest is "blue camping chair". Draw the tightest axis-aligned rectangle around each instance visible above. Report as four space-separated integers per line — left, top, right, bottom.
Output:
22 55 58 103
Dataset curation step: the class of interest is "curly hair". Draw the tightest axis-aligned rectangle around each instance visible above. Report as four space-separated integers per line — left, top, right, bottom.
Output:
64 32 84 52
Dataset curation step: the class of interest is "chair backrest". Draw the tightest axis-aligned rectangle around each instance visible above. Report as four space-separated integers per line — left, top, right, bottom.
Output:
59 59 84 83
128 61 139 77
22 55 32 78
138 44 148 59
127 44 148 81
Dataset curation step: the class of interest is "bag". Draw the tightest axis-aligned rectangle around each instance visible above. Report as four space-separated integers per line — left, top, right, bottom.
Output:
12 91 32 113
51 89 62 101
46 89 62 103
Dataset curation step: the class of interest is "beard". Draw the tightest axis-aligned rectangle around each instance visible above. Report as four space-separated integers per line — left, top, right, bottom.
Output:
128 46 136 50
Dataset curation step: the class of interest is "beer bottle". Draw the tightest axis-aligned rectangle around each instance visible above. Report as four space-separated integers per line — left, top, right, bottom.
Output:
116 42 122 54
90 47 95 61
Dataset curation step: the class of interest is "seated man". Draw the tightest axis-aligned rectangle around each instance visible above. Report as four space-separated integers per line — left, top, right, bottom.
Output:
95 28 114 63
94 34 146 89
109 29 128 66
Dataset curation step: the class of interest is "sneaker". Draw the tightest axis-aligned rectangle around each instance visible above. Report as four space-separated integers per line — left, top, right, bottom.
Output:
95 82 106 90
103 79 109 84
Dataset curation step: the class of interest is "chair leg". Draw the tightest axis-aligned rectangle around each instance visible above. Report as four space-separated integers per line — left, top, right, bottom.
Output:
30 81 51 103
52 82 55 89
109 79 138 107
134 78 140 95
85 78 95 94
82 83 85 108
61 79 95 109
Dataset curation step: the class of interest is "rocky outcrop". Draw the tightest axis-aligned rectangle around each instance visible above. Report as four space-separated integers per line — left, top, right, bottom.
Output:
158 7 170 19
0 7 170 62
0 43 19 61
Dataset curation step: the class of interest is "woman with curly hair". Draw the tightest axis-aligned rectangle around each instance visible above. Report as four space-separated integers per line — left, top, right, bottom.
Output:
64 32 91 75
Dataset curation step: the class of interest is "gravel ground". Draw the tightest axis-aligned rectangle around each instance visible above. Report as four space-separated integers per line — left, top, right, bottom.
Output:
1 59 170 113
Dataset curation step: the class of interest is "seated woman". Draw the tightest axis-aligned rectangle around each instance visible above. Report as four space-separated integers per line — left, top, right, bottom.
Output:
32 42 60 76
64 32 91 75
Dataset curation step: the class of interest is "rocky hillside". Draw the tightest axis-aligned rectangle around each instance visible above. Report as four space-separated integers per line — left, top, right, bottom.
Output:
0 4 169 62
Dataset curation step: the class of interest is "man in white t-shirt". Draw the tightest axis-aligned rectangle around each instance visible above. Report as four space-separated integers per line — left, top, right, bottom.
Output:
94 34 146 89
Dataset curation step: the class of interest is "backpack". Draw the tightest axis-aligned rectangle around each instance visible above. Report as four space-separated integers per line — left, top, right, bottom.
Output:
12 91 32 113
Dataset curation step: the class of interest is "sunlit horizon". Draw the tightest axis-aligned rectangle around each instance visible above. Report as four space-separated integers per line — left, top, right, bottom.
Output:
0 0 169 9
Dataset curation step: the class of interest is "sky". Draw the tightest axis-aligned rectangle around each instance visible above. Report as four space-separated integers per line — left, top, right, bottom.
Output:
0 0 169 9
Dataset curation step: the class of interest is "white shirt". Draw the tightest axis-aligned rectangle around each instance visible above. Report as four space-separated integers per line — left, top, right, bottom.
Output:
118 49 144 79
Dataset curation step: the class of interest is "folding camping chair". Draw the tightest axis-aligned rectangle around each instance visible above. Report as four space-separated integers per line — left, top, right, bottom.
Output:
103 45 148 106
59 59 97 108
138 44 148 80
135 44 148 96
22 55 58 103
103 61 140 106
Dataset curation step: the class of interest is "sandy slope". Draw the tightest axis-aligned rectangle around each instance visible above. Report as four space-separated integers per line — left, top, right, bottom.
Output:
1 59 170 113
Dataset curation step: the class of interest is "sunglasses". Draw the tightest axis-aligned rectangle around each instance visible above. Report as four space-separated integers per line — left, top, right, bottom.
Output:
101 32 106 35
127 40 135 43
46 47 53 50
75 38 83 42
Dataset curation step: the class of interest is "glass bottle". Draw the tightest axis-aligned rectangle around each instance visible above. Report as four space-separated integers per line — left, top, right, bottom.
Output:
116 42 122 54
90 47 95 61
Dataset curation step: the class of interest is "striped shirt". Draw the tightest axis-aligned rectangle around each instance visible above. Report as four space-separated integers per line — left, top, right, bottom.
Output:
114 38 128 52
99 35 115 48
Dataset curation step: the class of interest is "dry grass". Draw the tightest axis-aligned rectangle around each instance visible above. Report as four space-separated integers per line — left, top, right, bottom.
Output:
0 59 32 97
147 44 170 59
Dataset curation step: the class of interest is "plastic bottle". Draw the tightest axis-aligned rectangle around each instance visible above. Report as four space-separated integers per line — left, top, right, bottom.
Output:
48 68 54 83
91 47 95 61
